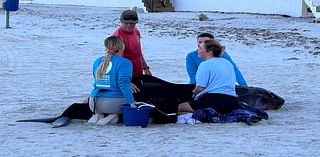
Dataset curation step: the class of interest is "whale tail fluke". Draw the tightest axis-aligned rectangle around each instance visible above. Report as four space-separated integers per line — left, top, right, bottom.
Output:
51 116 71 128
16 117 59 123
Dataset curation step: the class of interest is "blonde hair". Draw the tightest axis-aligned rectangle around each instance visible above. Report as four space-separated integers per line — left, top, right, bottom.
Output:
96 36 124 79
204 39 225 57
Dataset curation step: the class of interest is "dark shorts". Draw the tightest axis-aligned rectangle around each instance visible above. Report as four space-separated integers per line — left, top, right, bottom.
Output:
190 93 241 115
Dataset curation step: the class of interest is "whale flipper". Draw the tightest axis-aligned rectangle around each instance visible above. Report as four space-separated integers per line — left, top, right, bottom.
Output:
51 116 71 128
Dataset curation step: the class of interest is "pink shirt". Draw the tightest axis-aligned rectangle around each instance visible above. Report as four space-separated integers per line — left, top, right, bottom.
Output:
112 27 143 77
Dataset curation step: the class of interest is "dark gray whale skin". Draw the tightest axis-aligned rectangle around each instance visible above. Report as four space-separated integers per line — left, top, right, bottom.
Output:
236 86 285 110
16 75 285 126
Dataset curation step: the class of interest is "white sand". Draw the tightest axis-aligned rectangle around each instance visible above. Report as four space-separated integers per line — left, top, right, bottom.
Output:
0 4 320 157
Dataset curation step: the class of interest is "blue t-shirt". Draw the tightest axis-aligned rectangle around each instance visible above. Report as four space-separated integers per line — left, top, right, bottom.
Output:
90 55 134 104
195 57 237 100
186 50 247 86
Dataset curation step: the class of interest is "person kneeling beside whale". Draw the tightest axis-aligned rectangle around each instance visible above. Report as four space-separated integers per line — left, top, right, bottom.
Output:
88 36 137 125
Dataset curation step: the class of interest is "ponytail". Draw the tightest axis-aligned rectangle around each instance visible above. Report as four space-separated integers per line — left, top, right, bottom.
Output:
96 53 113 79
96 36 124 79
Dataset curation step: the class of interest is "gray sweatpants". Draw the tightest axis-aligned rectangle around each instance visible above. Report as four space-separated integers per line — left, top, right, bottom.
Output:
89 97 127 114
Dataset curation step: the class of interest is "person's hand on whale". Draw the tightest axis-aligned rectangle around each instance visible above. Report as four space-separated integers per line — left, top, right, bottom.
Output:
131 83 140 93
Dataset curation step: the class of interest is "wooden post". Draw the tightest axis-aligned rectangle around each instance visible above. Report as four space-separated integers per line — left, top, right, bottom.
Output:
5 10 10 28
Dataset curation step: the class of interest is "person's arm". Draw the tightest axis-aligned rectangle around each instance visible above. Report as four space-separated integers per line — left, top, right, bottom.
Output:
92 57 101 79
111 29 119 36
192 86 205 98
118 60 135 104
141 54 152 75
90 58 102 96
222 52 247 86
186 51 198 84
137 30 151 76
194 63 209 100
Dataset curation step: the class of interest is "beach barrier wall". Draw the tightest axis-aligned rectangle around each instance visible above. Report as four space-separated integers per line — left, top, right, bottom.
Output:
26 0 145 8
171 0 303 17
22 0 317 17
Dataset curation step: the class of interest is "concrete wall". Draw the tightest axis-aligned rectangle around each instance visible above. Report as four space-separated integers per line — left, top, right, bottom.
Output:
24 0 304 17
312 0 320 5
171 0 303 17
28 0 145 8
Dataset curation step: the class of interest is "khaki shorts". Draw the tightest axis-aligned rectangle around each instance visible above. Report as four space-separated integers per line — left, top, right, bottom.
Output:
89 97 127 114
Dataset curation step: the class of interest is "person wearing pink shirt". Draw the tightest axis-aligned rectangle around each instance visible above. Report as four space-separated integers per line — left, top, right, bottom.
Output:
112 10 151 92
112 10 151 77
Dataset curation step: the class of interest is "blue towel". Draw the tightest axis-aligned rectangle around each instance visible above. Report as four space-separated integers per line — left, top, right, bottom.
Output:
192 103 268 125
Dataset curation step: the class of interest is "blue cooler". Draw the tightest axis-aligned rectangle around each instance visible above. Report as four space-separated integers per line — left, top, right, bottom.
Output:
121 104 153 128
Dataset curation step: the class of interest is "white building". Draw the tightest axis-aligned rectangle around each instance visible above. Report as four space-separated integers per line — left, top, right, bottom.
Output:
11 0 320 18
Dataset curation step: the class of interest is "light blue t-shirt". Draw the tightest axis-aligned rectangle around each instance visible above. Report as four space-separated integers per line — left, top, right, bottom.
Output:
90 55 134 104
186 50 247 86
195 57 237 100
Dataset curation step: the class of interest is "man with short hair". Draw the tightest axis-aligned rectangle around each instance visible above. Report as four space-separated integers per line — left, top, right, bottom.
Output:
186 33 247 86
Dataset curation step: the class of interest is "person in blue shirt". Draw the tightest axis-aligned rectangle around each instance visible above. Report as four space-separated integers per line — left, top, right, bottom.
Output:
178 39 242 117
186 33 247 86
88 36 135 125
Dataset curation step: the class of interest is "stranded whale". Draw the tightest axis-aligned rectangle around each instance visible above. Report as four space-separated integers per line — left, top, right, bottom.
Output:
17 75 285 127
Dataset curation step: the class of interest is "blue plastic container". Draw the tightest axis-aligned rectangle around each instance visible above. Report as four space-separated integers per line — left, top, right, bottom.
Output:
121 104 153 128
3 0 19 11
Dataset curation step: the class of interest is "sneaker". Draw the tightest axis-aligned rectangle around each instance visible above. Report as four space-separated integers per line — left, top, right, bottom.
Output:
184 113 195 124
177 115 186 124
96 114 119 125
177 113 194 124
195 119 202 124
186 118 196 124
87 114 104 124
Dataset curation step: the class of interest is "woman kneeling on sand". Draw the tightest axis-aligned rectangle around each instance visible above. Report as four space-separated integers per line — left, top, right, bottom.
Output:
88 36 136 125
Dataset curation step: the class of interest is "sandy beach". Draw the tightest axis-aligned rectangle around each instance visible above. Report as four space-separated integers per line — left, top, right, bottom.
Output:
0 4 320 157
